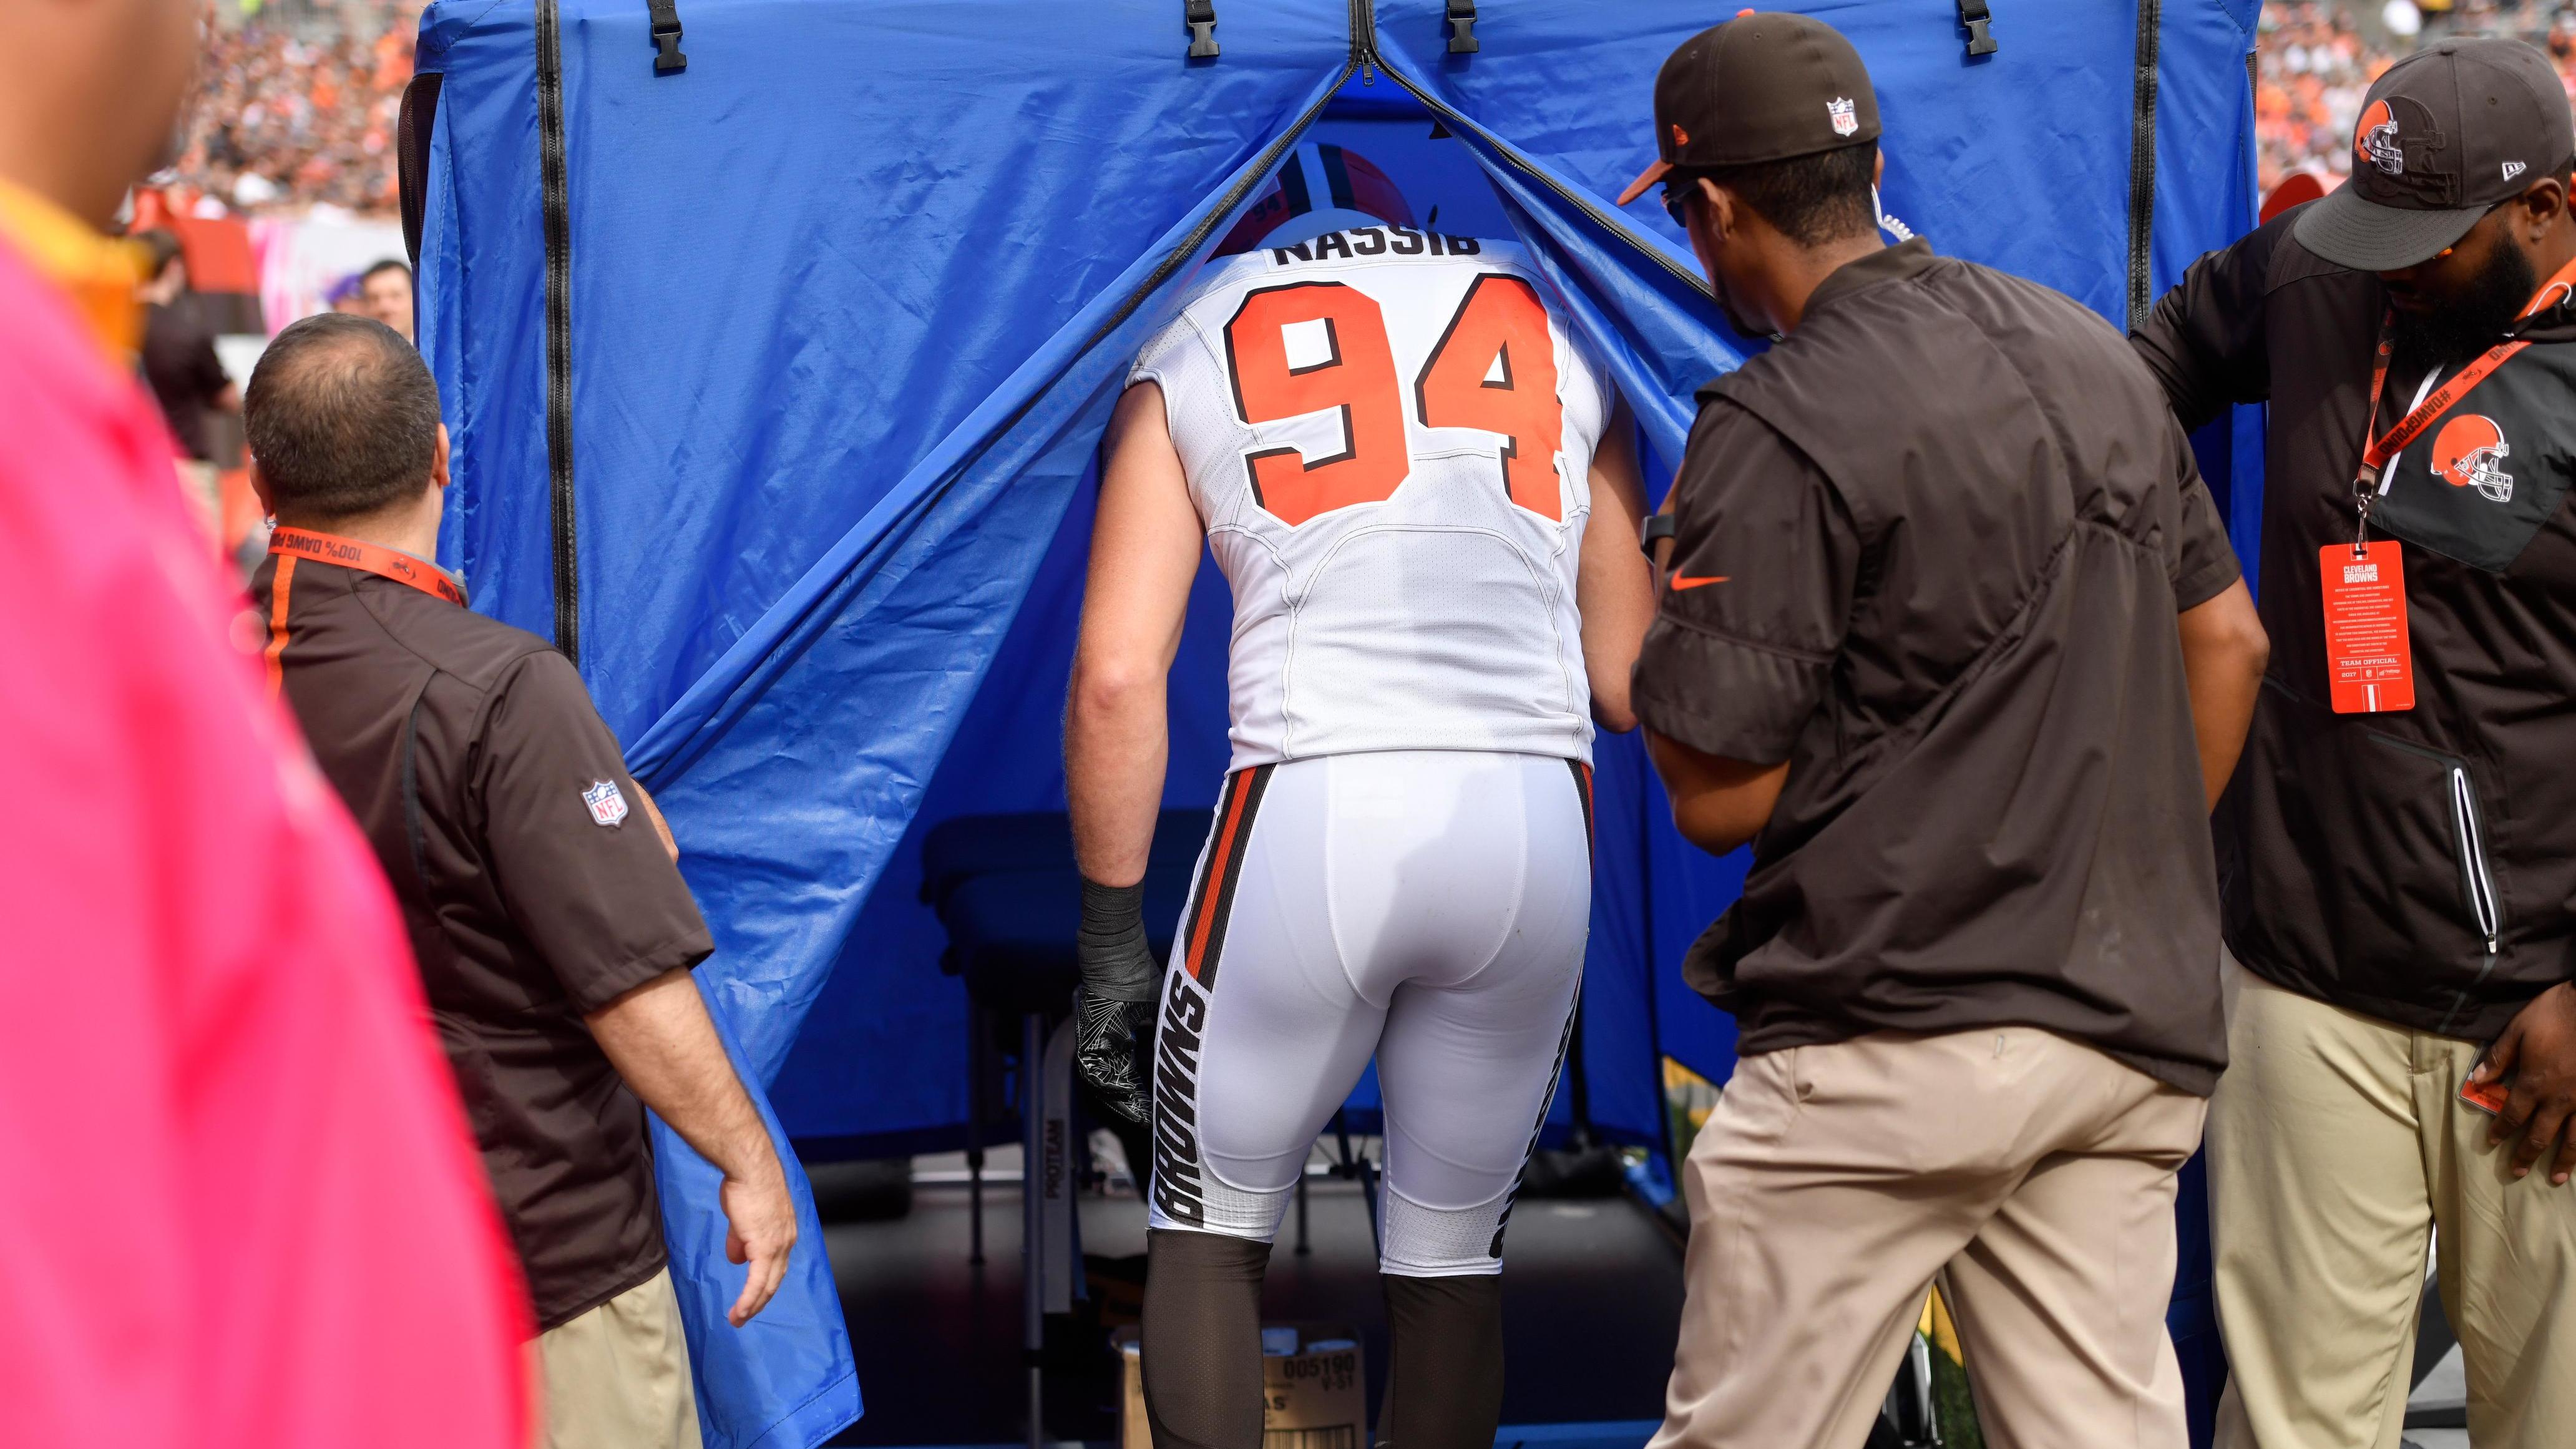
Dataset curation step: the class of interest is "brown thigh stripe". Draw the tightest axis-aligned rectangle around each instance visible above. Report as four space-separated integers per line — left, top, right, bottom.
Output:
1183 763 1274 988
1566 758 1593 866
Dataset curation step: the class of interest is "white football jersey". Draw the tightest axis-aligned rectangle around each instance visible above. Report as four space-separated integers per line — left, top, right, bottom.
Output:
1130 228 1614 770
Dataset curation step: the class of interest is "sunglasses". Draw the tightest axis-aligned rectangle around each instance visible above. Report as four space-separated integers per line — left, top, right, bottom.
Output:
1661 177 1700 228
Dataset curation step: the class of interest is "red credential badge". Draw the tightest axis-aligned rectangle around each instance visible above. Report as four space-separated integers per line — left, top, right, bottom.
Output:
2320 540 2414 713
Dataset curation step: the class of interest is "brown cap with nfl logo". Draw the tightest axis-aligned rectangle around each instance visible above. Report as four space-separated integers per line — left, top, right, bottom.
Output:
1616 11 1882 207
2294 37 2576 271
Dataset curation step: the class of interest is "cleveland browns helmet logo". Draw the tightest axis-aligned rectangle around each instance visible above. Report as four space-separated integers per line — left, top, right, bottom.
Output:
2356 99 2404 176
2433 414 2514 504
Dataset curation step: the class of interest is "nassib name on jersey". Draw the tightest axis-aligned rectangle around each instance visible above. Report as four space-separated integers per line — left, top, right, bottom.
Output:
1270 226 1483 266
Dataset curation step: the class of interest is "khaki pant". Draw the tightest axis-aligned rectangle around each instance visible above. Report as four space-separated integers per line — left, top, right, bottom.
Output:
1652 1027 2206 1449
2209 965 2576 1449
532 1267 703 1449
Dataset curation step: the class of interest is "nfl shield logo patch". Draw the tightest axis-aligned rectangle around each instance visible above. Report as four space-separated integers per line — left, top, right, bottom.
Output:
582 779 631 828
1827 97 1858 137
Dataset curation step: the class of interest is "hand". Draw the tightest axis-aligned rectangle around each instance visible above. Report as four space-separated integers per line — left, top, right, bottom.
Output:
1075 877 1161 1129
719 1166 798 1325
1075 989 1158 1128
2474 982 2576 1185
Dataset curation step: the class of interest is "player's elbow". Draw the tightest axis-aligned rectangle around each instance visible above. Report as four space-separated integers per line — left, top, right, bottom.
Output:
1667 793 1760 857
1068 652 1166 724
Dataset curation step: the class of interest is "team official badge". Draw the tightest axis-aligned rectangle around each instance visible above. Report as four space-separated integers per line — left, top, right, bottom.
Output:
2356 99 2404 176
1827 97 1858 137
582 778 631 827
2433 414 2514 504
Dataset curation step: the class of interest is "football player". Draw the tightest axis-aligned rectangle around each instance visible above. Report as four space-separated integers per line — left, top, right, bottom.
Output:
1066 144 1654 1449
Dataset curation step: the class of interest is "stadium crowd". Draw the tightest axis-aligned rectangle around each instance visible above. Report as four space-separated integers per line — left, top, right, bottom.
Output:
166 2 421 216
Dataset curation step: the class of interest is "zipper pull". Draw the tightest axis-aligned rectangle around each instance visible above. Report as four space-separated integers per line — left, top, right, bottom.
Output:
1362 56 1376 85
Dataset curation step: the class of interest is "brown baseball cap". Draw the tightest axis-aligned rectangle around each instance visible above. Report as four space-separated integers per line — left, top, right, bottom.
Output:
2295 37 2576 271
1616 11 1882 207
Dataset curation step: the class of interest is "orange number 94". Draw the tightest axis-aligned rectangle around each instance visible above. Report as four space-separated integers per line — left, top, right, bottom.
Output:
1222 274 1564 527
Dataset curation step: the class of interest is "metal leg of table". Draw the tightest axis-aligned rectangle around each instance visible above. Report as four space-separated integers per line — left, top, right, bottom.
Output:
967 998 986 1267
1022 1011 1044 1449
1295 1168 1310 1256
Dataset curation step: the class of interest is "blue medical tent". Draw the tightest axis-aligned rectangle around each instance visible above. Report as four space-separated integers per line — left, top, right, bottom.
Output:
404 2 2265 1443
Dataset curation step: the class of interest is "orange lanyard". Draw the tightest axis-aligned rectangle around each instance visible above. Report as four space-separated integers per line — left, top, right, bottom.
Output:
269 527 467 606
2351 252 2576 544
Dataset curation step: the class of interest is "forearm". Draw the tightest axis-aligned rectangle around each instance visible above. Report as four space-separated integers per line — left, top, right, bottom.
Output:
1578 406 1654 733
1070 380 1200 884
1066 659 1169 886
2177 581 2268 811
1645 728 1789 857
586 968 779 1186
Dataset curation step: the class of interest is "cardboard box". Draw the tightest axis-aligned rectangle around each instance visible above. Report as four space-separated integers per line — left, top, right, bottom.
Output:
1114 1322 1367 1449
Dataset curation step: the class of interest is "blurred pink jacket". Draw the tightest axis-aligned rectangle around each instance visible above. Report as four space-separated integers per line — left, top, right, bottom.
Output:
0 217 530 1447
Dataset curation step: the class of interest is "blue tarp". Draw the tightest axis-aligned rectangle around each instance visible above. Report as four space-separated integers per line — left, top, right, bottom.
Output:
412 3 2262 1445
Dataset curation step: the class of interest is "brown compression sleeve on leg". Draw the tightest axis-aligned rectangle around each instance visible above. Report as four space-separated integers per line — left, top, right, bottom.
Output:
1378 1273 1505 1449
1143 1227 1271 1449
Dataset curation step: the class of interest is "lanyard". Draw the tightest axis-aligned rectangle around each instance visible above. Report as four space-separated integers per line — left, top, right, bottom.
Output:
269 527 467 607
2350 252 2576 547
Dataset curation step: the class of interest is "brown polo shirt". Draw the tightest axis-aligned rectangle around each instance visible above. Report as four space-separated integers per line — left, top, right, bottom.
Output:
1637 238 2242 1093
252 545 713 1330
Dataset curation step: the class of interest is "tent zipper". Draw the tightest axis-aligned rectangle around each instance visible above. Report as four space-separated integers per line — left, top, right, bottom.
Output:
1357 34 1712 298
536 0 580 660
2127 0 2162 330
2366 730 2508 1034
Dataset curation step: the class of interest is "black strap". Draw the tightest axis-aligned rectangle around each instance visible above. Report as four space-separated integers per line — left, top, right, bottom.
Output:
1639 512 1676 560
1184 0 1217 58
648 0 687 73
395 72 442 270
1958 1 1998 57
1446 0 1479 54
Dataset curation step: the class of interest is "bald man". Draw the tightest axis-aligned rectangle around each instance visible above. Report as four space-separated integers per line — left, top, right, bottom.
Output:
246 313 798 1449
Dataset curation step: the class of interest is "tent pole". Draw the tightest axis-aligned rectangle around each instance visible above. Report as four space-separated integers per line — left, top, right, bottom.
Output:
1634 743 1676 1181
1022 1012 1044 1449
1295 1166 1310 1255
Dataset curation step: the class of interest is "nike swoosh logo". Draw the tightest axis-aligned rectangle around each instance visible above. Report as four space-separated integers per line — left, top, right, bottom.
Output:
1670 575 1729 590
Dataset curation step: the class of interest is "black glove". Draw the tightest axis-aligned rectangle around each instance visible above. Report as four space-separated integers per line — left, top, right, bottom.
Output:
1075 877 1161 1129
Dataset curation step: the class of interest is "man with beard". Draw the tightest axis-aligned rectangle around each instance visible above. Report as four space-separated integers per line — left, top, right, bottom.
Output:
2134 36 2576 1449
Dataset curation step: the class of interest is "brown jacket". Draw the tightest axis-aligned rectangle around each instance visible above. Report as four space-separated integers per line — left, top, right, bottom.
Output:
1639 240 2240 1093
2134 203 2576 1040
